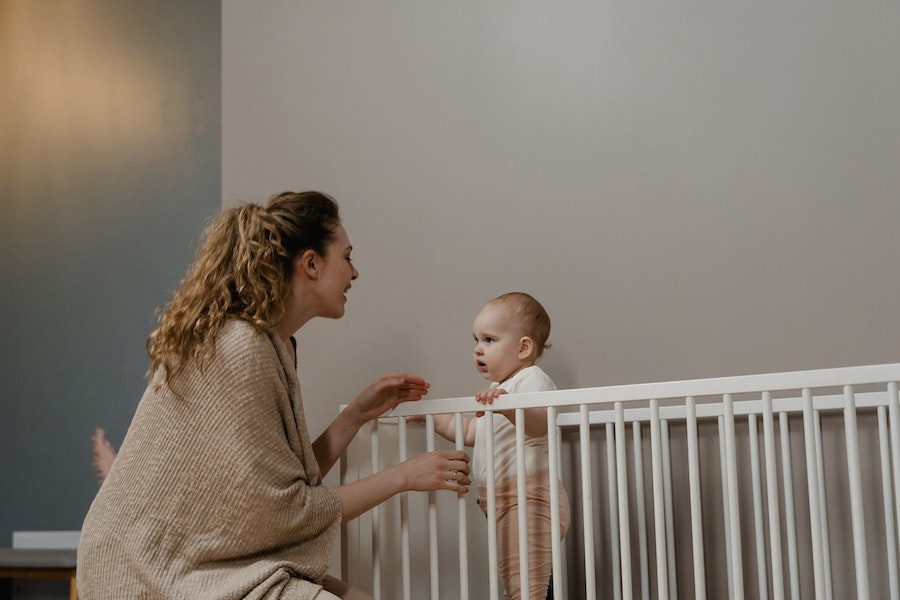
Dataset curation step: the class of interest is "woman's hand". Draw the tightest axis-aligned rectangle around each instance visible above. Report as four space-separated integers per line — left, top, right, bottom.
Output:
349 373 430 424
398 450 471 494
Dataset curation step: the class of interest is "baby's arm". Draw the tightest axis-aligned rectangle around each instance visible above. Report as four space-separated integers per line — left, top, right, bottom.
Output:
408 413 476 446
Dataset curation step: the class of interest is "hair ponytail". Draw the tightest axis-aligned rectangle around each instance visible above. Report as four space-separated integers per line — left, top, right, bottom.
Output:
147 191 340 387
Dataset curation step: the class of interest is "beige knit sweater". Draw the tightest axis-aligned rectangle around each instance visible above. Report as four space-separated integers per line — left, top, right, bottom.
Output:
77 320 342 599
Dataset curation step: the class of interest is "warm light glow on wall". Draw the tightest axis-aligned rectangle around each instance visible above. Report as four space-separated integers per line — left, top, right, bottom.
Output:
3 1 184 158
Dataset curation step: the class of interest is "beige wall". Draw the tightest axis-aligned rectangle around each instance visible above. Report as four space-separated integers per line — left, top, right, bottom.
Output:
222 2 900 596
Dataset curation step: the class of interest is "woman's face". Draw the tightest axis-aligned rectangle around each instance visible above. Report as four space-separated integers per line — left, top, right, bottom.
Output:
315 223 358 319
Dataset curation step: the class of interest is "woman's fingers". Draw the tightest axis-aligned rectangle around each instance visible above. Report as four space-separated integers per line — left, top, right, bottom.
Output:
447 459 470 474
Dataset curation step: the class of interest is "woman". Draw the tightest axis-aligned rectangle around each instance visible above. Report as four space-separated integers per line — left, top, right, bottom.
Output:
77 192 470 599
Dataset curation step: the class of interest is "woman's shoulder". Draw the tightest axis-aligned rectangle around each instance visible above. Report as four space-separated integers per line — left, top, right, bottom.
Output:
215 319 279 368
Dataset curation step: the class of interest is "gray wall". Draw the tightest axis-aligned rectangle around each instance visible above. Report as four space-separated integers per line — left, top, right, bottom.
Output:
0 0 221 563
223 1 900 597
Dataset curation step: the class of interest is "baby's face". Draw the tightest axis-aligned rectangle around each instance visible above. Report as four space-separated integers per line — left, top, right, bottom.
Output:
472 302 527 383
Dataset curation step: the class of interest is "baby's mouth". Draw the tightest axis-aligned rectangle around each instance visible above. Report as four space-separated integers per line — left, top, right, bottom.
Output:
476 360 487 370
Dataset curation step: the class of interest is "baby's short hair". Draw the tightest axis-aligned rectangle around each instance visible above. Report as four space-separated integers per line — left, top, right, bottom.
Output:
491 292 552 359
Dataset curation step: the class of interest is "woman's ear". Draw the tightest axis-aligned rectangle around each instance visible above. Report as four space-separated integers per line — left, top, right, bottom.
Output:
295 249 320 280
517 336 535 361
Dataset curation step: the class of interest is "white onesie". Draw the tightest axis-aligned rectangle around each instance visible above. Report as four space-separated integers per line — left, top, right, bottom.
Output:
471 365 557 487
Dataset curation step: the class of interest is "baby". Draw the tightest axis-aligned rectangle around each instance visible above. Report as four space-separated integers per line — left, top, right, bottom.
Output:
425 292 570 600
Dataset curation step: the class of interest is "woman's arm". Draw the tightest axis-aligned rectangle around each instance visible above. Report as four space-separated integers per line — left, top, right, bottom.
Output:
407 414 476 446
336 450 471 523
312 404 364 479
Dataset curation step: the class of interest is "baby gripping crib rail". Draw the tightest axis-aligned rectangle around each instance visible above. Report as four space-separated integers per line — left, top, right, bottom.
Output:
338 363 900 600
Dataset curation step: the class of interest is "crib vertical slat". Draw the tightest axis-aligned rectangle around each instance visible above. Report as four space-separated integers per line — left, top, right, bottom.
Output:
762 394 785 600
650 399 670 600
802 388 826 599
455 413 469 600
516 408 530 600
547 407 563 600
615 403 634 600
397 417 411 600
813 411 833 600
606 423 622 600
685 397 706 600
580 404 598 600
779 413 801 600
878 406 900 600
485 411 500 600
371 420 381 600
723 394 745 599
633 422 650 600
889 382 900 575
559 425 570 600
843 385 870 599
424 415 439 600
661 421 678 600
718 416 734 600
748 414 768 600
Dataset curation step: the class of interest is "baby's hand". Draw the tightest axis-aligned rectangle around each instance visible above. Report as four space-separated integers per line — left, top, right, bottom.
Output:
405 415 426 423
475 388 509 417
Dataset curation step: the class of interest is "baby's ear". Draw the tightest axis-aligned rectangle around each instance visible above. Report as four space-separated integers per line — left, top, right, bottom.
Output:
517 336 535 361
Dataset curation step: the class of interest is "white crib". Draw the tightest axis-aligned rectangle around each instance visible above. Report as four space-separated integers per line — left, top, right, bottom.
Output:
339 363 900 600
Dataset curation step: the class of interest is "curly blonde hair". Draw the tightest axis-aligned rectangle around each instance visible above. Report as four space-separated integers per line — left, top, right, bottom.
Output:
147 191 340 387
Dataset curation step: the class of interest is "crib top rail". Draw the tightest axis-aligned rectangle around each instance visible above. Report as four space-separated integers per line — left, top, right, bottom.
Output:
382 362 900 418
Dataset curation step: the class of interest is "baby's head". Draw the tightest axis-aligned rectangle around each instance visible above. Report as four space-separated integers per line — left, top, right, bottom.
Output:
472 292 551 382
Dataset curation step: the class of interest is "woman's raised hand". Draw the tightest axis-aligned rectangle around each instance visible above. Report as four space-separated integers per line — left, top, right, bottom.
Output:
399 450 471 494
349 373 430 424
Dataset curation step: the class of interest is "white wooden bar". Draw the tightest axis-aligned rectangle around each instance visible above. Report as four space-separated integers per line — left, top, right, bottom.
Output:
748 414 768 600
718 416 734 600
661 421 678 600
606 423 622 600
779 413 801 600
484 411 499 600
802 389 826 599
685 397 706 600
558 425 569 600
387 364 900 417
397 416 411 600
650 399 669 600
717 415 734 598
889 382 900 581
547 407 563 600
553 390 891 428
813 411 833 600
633 422 650 600
580 404 597 600
455 413 469 600
762 393 784 600
843 386 870 599
515 408 530 600
371 420 381 600
723 394 744 600
878 406 899 600
425 415 439 600
615 403 634 600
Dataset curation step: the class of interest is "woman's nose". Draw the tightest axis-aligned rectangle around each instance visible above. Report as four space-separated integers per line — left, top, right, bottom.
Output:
351 265 359 280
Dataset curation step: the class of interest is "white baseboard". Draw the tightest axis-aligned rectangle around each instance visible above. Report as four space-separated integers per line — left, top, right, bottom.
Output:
11 531 80 550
